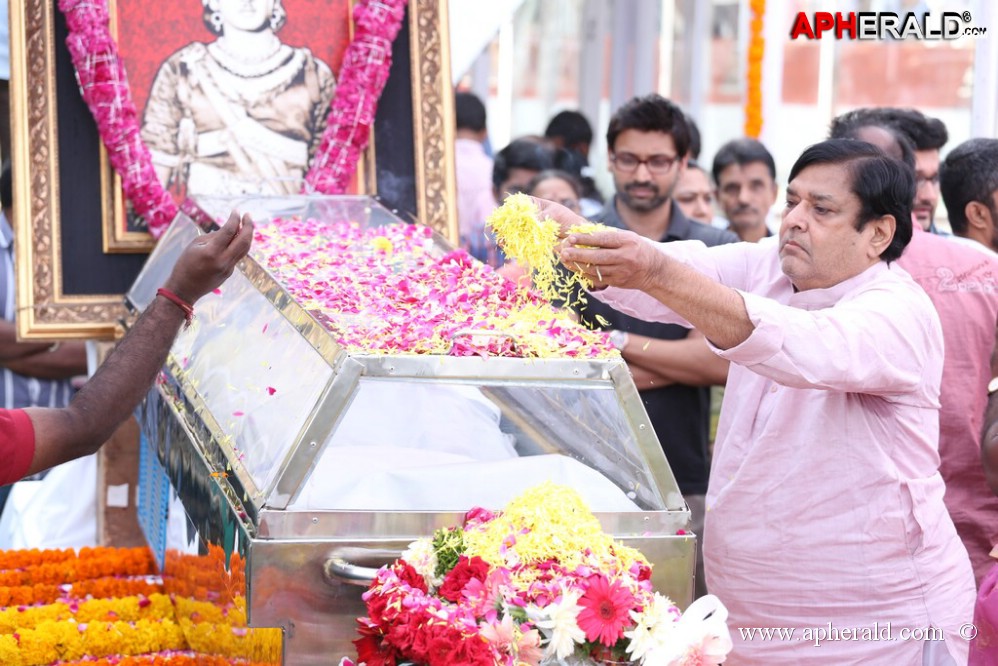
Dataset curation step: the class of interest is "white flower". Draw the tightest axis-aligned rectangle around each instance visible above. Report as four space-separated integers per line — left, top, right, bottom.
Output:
622 593 733 665
625 592 681 663
673 594 733 664
529 588 587 660
401 537 442 588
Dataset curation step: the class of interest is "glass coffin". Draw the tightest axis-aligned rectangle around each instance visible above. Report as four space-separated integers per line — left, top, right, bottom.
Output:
129 195 696 665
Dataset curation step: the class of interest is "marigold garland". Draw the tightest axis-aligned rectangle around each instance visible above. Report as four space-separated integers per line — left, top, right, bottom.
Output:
58 655 272 666
0 548 77 570
0 576 162 610
0 618 187 666
0 547 154 588
162 547 246 606
0 546 281 665
0 594 174 634
744 0 766 138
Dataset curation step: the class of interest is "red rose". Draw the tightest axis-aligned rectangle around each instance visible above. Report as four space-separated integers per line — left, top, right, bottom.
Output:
424 629 456 666
441 630 496 666
393 560 429 593
405 617 436 663
386 608 424 654
438 556 491 602
422 624 494 666
354 633 398 666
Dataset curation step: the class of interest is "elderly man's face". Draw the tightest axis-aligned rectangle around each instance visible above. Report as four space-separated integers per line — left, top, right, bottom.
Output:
779 163 891 291
674 168 715 224
715 161 778 235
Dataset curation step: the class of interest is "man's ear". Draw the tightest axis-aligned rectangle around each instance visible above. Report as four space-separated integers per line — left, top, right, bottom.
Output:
868 214 896 259
966 201 993 234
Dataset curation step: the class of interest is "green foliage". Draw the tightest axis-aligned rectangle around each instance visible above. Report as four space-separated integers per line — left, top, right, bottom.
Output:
431 526 465 579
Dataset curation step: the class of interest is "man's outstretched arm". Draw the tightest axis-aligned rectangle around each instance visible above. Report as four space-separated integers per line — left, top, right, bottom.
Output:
22 211 253 476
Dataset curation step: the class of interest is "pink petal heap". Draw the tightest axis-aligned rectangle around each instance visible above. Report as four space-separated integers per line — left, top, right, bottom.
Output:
252 218 617 358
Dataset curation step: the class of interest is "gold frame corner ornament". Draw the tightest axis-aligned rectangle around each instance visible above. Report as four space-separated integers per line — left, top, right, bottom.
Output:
12 0 456 341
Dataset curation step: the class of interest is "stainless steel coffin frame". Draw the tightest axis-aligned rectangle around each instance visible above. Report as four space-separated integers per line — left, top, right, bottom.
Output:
132 208 698 664
140 376 696 665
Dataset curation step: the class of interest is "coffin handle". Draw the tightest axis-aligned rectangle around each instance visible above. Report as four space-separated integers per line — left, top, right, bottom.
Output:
323 556 381 587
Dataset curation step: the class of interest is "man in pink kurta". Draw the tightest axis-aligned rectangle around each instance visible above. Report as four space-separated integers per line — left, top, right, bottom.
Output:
554 139 976 664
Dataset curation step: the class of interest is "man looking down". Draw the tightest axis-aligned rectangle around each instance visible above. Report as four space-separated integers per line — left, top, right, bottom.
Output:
547 139 974 664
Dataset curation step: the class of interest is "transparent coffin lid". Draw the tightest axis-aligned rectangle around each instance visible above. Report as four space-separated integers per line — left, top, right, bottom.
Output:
286 374 683 512
128 197 685 514
188 194 415 239
125 196 424 497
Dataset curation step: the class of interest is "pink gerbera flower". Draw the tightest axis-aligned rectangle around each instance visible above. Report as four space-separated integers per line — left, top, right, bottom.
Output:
576 575 636 647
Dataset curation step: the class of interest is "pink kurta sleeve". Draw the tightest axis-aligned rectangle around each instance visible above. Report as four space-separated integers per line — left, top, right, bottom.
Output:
714 278 942 397
591 237 764 325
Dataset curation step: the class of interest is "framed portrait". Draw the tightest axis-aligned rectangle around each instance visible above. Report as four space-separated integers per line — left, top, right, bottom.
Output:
107 0 355 253
11 0 457 340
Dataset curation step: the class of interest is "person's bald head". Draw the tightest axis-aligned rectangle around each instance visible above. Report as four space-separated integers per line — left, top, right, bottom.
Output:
830 122 915 171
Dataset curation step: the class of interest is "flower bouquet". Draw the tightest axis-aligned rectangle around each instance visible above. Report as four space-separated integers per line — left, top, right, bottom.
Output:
339 483 731 666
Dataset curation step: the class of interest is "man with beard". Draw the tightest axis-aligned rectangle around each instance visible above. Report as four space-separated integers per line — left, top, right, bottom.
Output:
578 94 735 599
940 138 998 255
712 138 778 242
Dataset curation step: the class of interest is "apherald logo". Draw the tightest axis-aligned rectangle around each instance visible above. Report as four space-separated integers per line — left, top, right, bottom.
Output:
789 11 986 40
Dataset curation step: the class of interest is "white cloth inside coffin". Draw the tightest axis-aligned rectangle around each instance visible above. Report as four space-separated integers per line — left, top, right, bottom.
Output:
286 381 641 512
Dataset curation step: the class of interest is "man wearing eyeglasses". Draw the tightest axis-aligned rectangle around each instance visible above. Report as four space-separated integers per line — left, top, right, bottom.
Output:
576 93 736 600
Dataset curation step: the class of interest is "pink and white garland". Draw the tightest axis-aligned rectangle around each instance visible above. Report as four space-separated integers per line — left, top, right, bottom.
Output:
58 0 408 239
305 0 407 194
59 0 177 237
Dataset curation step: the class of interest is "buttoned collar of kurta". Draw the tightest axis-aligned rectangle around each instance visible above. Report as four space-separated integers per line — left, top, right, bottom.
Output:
593 237 976 664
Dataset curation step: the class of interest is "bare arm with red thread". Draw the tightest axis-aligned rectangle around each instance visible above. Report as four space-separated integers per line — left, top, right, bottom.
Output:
21 211 253 476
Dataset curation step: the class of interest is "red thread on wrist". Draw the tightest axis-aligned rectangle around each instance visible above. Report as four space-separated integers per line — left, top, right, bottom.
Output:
156 288 194 328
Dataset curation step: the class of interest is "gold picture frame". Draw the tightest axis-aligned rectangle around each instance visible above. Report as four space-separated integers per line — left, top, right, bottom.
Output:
12 0 456 341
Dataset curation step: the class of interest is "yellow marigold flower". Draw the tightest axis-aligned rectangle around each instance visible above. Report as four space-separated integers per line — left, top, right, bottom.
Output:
463 482 648 588
371 235 393 255
487 193 614 305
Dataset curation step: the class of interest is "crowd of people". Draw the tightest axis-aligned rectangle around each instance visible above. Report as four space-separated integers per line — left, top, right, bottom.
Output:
456 90 998 664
